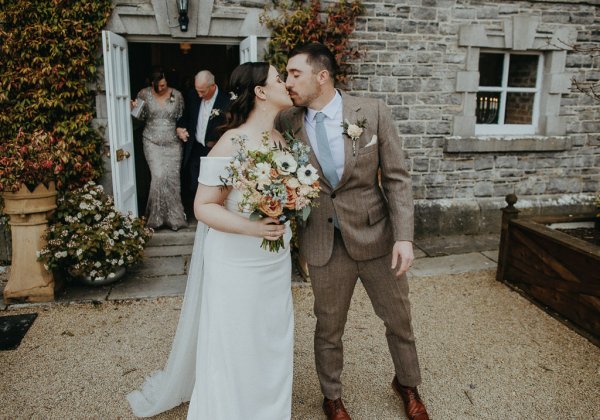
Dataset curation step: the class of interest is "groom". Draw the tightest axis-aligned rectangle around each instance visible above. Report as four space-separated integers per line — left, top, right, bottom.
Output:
277 43 429 420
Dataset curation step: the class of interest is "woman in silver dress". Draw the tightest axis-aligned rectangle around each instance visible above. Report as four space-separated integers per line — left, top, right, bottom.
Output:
132 71 188 230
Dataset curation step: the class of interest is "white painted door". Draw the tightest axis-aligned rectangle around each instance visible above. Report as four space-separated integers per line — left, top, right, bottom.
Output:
239 35 258 63
102 30 138 216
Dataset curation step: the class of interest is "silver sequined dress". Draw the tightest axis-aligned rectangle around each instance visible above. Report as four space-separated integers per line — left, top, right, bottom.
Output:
136 87 187 230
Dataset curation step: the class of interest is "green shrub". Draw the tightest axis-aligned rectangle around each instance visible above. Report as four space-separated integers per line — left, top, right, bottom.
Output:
261 0 365 85
0 0 113 192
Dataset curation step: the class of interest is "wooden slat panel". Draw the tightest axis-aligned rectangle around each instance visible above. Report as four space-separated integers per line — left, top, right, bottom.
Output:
501 216 600 340
507 266 600 315
509 258 600 297
516 281 600 335
513 219 600 260
512 228 581 282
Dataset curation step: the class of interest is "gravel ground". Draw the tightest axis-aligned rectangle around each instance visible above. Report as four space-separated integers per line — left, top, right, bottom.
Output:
1 269 599 419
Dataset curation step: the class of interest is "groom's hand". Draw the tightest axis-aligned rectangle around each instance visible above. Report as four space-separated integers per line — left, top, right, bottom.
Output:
391 241 414 277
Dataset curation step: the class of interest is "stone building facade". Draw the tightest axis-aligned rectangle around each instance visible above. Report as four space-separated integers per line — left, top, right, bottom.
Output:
98 0 599 238
342 0 599 237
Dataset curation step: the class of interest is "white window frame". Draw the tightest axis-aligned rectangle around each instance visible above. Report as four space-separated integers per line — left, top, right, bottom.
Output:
476 51 544 136
449 15 577 152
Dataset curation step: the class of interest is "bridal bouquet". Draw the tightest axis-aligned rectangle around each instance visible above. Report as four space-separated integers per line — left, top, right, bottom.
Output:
224 132 320 252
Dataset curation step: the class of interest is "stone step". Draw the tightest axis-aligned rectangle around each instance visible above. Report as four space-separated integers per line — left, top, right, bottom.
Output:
147 228 196 247
129 255 189 278
144 244 194 258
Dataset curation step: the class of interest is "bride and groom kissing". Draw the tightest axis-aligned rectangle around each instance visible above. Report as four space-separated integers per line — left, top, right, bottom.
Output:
127 43 430 420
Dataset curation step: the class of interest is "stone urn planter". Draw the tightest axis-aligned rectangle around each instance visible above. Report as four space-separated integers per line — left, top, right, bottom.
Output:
2 182 57 303
497 194 600 345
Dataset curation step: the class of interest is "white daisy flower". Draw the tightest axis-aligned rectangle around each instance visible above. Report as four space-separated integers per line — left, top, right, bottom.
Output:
253 162 272 189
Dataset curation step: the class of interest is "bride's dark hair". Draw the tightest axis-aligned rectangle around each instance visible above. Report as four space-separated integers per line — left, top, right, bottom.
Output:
221 62 270 131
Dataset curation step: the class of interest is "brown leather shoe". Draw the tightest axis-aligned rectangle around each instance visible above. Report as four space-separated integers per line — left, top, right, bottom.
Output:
322 397 351 420
391 376 430 420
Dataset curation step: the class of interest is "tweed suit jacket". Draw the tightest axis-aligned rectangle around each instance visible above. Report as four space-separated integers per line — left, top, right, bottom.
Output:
276 92 414 267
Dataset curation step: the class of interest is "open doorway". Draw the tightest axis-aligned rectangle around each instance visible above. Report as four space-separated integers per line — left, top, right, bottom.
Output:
127 42 239 217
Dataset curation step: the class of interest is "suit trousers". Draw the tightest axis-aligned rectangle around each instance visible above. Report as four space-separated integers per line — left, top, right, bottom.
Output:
309 229 422 399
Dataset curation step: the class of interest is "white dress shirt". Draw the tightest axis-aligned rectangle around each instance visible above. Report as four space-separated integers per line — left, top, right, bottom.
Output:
196 86 219 145
305 91 345 180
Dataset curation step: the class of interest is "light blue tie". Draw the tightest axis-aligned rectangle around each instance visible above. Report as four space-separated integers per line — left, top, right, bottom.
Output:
314 112 339 188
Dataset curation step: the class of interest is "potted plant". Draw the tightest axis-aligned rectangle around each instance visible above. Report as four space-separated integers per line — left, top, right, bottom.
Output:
38 182 153 285
0 129 67 302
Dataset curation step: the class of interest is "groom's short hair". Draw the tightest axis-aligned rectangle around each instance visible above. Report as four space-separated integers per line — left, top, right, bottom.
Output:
289 43 338 80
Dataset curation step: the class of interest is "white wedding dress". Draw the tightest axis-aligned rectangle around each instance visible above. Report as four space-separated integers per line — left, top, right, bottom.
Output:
127 156 294 419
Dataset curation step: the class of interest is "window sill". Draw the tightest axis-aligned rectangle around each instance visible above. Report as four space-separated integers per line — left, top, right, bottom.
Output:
444 136 572 153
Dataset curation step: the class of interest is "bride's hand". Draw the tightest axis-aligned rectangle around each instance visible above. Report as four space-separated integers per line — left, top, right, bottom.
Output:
255 217 286 241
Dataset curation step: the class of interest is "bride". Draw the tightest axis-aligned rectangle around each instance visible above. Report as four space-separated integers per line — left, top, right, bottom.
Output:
127 62 295 419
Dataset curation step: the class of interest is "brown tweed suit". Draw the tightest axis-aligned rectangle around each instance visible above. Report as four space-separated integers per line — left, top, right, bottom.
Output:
276 92 422 399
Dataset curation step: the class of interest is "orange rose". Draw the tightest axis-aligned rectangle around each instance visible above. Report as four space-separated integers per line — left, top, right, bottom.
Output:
258 196 283 218
270 168 278 178
285 186 297 210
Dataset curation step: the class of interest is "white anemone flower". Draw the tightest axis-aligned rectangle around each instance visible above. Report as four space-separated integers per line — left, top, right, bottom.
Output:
273 151 298 175
298 164 319 185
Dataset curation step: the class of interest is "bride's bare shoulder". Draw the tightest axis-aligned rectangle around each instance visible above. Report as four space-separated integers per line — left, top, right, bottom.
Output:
209 129 245 157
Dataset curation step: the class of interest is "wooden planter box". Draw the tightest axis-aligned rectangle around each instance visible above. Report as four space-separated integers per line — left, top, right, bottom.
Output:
497 195 600 344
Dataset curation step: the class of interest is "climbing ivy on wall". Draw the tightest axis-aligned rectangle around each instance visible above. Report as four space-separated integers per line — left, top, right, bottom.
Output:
261 0 365 85
0 0 113 190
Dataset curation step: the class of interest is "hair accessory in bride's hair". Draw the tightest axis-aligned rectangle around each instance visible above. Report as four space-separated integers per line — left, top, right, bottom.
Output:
229 91 238 101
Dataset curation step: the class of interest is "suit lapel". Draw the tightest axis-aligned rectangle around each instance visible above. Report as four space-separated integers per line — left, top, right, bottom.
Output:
205 90 225 136
336 93 361 190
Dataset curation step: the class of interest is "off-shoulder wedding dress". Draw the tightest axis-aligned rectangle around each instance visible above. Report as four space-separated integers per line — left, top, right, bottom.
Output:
127 156 293 419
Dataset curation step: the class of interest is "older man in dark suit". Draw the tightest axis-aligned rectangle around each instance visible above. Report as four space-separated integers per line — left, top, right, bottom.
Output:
177 70 230 205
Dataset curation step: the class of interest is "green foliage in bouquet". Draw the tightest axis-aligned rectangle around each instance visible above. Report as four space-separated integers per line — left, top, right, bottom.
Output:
38 182 153 282
0 0 113 190
261 0 365 85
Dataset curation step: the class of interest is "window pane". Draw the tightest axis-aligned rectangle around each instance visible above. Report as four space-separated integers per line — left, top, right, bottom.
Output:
504 92 534 124
476 92 501 124
508 55 538 88
479 53 504 87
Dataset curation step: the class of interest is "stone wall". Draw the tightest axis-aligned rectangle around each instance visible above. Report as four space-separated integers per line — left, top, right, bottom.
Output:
345 0 599 237
95 0 599 239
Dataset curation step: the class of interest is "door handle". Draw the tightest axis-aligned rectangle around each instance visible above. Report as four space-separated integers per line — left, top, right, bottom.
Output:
116 148 131 161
